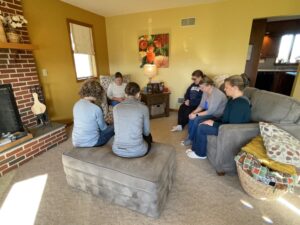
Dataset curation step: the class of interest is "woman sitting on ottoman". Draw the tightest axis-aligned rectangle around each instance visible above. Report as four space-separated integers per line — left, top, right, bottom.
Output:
112 82 152 158
72 79 114 147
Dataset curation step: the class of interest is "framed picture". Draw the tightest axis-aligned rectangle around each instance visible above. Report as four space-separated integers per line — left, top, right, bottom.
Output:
138 33 169 68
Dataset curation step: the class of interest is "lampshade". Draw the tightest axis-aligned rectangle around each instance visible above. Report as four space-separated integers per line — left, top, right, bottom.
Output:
143 64 157 81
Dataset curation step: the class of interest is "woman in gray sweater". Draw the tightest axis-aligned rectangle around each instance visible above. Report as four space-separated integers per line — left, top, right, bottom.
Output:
112 82 152 158
182 76 227 146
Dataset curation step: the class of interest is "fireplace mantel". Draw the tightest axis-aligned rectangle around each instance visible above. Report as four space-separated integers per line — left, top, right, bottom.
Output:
0 42 37 50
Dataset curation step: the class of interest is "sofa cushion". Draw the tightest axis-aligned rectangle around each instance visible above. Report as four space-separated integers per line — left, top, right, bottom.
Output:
259 122 300 168
251 90 300 123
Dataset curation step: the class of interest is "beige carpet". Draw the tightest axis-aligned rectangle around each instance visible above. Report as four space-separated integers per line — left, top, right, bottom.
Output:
0 112 299 225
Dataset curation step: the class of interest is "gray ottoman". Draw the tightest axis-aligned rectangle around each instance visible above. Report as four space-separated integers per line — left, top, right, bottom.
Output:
62 142 176 218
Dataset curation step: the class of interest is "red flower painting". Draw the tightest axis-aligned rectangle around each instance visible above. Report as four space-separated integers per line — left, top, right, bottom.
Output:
138 33 169 68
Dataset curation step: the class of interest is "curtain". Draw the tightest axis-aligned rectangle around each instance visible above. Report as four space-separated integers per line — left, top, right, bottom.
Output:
70 23 95 55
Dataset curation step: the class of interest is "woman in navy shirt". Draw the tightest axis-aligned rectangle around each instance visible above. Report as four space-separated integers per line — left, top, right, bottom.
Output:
186 74 251 159
171 70 205 132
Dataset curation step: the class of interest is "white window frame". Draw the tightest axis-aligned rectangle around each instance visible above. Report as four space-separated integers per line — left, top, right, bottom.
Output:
67 19 98 81
276 33 300 64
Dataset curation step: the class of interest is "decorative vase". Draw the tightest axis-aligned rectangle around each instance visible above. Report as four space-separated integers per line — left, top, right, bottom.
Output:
0 21 7 42
6 29 20 43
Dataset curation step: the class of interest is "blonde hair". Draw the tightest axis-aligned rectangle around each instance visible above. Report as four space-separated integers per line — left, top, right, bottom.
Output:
199 76 214 86
224 74 249 91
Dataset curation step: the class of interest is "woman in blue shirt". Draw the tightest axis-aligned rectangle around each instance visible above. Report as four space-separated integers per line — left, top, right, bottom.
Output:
171 70 205 132
186 74 251 159
72 79 114 147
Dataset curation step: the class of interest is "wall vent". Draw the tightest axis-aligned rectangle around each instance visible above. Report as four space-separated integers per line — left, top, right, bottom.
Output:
181 18 196 26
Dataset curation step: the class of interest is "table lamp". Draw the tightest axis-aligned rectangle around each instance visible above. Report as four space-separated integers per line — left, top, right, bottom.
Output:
143 64 157 83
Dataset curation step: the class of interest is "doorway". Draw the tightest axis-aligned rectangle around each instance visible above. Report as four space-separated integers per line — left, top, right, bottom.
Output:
244 16 300 96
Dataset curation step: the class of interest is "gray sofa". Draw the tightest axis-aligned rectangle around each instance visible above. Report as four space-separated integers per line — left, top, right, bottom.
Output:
207 87 300 175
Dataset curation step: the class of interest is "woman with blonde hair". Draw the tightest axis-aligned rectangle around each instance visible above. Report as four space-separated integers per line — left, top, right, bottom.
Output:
186 74 251 159
72 79 114 147
182 76 227 146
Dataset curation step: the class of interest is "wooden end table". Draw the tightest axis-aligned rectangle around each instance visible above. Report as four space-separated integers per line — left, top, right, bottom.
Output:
141 92 170 119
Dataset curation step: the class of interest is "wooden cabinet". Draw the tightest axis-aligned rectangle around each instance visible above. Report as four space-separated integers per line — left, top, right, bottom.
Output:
141 92 170 119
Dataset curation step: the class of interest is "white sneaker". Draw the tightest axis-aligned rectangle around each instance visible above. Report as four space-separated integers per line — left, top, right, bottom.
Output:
171 125 182 132
185 149 193 153
187 151 207 159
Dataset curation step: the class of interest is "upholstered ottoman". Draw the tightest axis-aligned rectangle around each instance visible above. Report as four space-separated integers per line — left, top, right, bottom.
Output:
62 142 176 218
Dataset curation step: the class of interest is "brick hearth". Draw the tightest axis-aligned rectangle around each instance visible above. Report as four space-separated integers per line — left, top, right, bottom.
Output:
0 123 67 176
0 0 68 176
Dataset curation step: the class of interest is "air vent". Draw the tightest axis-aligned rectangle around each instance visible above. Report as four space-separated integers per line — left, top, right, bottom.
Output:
181 18 196 26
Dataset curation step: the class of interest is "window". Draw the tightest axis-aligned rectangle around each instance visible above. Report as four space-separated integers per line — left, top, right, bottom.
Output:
67 20 97 80
276 33 300 64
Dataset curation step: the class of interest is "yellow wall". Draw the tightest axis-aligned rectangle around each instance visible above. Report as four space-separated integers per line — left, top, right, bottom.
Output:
106 0 300 108
22 0 110 123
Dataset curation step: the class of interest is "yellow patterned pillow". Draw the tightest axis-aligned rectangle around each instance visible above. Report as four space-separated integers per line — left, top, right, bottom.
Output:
242 136 297 175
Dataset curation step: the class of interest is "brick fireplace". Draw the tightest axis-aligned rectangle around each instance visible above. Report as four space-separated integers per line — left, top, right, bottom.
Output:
0 0 67 176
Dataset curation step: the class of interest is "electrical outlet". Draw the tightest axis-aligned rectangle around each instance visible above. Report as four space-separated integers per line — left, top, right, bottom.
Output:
178 97 184 103
42 69 48 77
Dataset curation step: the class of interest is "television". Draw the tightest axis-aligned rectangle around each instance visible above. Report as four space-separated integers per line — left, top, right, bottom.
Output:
0 84 24 134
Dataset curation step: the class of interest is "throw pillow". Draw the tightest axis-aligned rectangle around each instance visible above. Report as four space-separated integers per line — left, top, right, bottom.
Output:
241 136 297 175
259 122 300 168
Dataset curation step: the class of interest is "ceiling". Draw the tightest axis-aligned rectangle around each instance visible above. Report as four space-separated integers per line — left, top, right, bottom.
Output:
61 0 223 17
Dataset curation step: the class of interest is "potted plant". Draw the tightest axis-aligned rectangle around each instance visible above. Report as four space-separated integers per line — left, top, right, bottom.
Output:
3 14 28 43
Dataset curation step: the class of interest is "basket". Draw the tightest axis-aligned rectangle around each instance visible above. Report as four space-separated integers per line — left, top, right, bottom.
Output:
236 163 287 200
6 31 20 43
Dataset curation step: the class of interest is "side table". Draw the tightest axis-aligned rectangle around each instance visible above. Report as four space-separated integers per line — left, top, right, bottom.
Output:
141 92 170 119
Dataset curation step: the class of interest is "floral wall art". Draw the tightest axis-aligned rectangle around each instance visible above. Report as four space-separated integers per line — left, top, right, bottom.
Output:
138 33 169 68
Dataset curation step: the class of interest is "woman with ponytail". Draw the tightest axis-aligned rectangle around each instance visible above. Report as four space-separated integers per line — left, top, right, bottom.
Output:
112 82 153 158
186 74 251 159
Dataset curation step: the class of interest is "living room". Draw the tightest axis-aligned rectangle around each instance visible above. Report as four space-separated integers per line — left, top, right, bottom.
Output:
0 0 300 224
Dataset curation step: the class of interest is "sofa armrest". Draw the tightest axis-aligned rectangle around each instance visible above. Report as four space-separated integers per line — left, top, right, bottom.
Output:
213 123 260 173
209 122 300 174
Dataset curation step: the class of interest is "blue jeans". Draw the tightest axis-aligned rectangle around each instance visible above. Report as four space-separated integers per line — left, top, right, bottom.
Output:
191 124 218 157
94 125 114 146
110 100 120 107
188 115 214 141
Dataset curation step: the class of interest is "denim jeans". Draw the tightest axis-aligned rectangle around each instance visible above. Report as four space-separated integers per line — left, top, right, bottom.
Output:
188 115 214 141
110 100 120 107
94 125 114 147
191 124 219 157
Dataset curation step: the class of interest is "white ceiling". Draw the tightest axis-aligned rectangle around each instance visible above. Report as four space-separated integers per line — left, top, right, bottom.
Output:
61 0 223 17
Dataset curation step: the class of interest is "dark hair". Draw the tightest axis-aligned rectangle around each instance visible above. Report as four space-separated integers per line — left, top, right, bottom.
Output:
79 78 104 99
191 70 205 78
125 82 140 96
224 73 249 91
199 76 214 86
115 72 123 79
